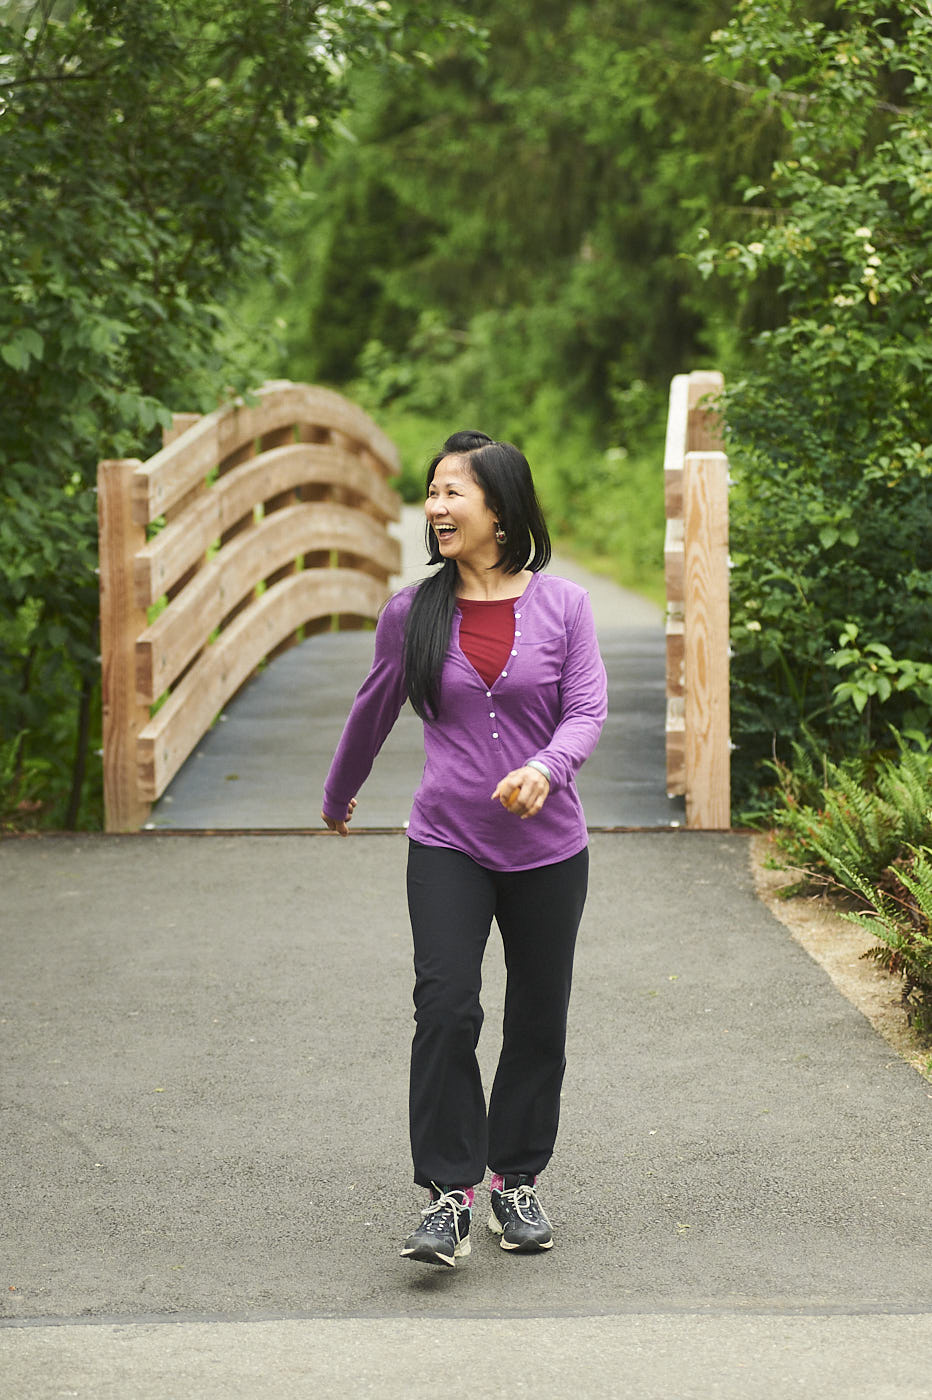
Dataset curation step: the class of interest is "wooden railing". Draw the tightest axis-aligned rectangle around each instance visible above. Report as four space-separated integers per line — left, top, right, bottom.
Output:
663 370 731 828
98 381 400 832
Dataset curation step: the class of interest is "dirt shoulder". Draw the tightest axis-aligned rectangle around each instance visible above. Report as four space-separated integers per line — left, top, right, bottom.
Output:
750 832 932 1083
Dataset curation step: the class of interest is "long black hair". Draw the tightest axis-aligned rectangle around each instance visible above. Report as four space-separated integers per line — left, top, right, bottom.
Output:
403 431 551 721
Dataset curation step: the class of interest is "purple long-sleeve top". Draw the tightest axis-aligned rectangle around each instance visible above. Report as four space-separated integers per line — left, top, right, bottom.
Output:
322 571 608 871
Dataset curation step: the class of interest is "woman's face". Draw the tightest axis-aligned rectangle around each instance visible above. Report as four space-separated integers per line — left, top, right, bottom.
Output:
425 455 501 566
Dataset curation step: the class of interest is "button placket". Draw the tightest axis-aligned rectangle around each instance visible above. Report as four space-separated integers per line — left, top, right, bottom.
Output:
490 603 521 736
484 683 500 741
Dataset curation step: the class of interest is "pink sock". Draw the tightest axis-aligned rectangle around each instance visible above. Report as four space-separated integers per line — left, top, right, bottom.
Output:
490 1173 537 1192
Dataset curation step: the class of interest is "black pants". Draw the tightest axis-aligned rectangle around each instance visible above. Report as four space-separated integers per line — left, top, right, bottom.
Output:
406 840 589 1189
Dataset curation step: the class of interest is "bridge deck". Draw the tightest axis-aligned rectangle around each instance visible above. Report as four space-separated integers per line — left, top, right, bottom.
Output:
150 510 683 830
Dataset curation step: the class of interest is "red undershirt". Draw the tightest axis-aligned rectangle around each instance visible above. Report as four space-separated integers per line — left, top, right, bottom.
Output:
456 596 517 688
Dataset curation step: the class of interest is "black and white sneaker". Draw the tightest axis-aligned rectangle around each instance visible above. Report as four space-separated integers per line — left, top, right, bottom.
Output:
488 1175 553 1252
400 1186 472 1267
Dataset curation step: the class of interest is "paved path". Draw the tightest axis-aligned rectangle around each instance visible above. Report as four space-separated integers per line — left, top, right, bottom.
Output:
2 831 932 1397
150 508 684 830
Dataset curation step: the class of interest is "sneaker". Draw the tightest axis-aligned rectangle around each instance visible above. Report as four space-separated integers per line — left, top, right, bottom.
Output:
488 1174 553 1252
400 1186 472 1268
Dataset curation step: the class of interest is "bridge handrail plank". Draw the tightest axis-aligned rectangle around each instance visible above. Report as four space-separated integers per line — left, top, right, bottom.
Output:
663 373 689 521
136 504 400 703
133 443 398 607
131 382 399 525
136 569 386 801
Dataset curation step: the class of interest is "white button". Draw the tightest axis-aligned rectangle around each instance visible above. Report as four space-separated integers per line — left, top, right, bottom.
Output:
511 649 517 656
486 691 492 697
515 612 521 619
492 732 499 739
489 712 495 718
501 670 508 678
515 630 522 637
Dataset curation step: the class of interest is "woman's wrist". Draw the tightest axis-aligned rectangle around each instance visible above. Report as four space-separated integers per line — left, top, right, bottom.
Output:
524 759 551 784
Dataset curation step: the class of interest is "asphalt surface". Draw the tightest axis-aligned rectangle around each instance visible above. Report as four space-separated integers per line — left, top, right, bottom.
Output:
2 831 932 1397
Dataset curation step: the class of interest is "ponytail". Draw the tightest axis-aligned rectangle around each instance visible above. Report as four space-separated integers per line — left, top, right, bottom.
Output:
403 561 459 722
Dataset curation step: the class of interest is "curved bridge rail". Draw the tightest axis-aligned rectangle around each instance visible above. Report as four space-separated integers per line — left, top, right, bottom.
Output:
663 370 731 828
98 381 400 832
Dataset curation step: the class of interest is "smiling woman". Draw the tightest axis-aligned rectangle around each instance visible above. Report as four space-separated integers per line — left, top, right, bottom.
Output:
320 429 607 1270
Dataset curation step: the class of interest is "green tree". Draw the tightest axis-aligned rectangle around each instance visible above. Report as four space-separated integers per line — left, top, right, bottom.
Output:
0 0 475 828
693 0 932 809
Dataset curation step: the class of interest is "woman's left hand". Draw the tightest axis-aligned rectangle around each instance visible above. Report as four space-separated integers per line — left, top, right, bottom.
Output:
321 797 357 836
492 766 550 820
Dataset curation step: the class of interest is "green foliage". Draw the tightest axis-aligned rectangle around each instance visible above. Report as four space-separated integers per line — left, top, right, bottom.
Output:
0 0 474 827
693 0 932 812
830 622 932 721
846 849 932 1037
771 736 932 1035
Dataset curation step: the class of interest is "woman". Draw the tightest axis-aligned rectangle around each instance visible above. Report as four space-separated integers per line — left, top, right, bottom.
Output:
321 431 607 1268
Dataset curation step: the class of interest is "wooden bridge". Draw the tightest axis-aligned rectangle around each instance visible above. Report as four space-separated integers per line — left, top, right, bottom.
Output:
97 376 729 833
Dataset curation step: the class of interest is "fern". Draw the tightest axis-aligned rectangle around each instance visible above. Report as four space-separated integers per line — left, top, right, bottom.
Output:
768 738 932 1041
841 847 932 1036
772 739 932 893
875 744 932 849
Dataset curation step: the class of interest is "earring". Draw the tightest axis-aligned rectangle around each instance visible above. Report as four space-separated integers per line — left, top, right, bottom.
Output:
494 524 507 545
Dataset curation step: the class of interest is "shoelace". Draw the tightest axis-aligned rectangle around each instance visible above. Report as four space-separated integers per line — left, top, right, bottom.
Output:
421 1187 469 1242
500 1183 545 1225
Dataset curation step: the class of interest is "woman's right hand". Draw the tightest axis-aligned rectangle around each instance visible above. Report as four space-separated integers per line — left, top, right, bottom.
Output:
321 797 357 837
492 766 550 819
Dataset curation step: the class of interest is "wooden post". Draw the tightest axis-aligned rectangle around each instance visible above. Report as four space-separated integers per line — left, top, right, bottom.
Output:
683 450 730 828
98 458 151 832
